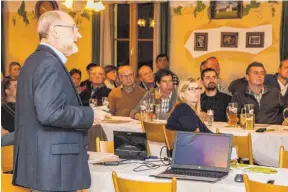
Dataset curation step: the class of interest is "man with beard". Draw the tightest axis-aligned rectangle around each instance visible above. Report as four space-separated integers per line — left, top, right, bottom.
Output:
201 68 231 122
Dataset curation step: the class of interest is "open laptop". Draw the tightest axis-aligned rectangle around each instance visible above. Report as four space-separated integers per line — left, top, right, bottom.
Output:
114 131 147 160
155 132 233 182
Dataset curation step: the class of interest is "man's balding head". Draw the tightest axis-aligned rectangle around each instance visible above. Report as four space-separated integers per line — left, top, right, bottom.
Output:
138 65 154 83
118 65 135 87
37 11 82 57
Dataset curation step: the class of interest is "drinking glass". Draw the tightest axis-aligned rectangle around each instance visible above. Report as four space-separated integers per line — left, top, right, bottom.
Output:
226 103 239 127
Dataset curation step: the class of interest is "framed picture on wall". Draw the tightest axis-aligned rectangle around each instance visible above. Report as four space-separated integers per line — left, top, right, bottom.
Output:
246 32 265 48
210 1 243 19
194 33 208 51
221 32 238 48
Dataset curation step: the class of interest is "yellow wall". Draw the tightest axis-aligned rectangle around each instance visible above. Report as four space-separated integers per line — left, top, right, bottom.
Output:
169 2 282 84
3 1 92 80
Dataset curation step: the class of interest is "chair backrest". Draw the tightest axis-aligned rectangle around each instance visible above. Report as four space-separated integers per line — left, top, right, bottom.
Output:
1 145 14 172
232 133 253 165
96 137 114 153
1 172 30 192
279 146 288 168
215 130 252 164
141 121 167 155
163 128 176 150
141 121 166 143
112 171 177 192
244 174 288 192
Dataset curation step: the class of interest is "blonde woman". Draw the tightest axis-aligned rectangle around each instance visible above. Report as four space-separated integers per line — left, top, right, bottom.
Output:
166 78 212 133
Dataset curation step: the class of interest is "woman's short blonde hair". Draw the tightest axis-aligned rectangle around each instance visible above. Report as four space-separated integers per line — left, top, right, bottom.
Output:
177 77 201 114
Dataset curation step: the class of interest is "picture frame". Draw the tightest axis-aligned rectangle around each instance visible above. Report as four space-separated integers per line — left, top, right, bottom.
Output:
221 32 238 48
246 32 265 48
194 33 208 51
210 1 243 19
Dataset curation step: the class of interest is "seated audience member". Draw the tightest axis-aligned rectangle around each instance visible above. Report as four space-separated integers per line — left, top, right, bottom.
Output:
80 66 111 106
104 65 119 89
166 78 212 133
6 62 21 80
131 69 177 120
138 65 157 91
201 68 231 122
69 68 84 93
108 65 146 116
228 77 247 95
265 58 288 99
80 62 99 88
1 79 17 133
201 57 230 95
155 54 179 87
232 62 287 125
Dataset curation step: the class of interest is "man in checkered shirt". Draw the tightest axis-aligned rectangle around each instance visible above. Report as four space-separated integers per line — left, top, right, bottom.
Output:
155 54 179 88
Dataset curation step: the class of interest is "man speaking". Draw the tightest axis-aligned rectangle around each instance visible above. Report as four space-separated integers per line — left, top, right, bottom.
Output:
13 11 99 192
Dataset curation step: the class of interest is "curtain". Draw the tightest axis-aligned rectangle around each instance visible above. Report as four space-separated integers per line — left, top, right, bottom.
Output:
159 2 170 56
92 12 101 65
99 4 113 66
280 1 288 60
1 1 6 74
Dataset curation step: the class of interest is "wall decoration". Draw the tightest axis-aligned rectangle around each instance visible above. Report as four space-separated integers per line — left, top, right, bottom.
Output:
246 32 264 48
35 0 59 19
194 33 208 51
221 32 238 48
193 1 206 17
210 1 243 19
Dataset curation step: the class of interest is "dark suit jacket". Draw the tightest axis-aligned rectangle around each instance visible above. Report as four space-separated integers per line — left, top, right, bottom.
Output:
231 86 286 124
79 84 111 106
13 45 94 191
265 73 288 99
166 103 212 133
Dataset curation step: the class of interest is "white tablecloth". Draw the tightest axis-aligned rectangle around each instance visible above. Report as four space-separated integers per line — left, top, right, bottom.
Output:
100 120 288 167
88 162 288 192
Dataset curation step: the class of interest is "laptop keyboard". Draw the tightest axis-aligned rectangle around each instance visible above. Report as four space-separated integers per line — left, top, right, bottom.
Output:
163 169 227 178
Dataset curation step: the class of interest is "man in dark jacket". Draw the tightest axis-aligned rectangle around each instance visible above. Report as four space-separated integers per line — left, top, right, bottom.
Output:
80 66 111 106
264 58 288 99
232 62 287 125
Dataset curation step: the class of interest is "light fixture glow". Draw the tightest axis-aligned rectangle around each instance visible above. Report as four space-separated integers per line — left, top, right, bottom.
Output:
94 1 105 12
63 0 73 9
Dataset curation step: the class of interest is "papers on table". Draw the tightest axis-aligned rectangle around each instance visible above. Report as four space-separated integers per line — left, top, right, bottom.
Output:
88 151 119 164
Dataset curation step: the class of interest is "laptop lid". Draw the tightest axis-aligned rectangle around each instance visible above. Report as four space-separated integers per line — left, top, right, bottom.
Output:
113 131 147 160
171 132 233 173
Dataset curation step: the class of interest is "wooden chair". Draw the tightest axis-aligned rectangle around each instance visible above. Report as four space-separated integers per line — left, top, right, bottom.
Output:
112 171 177 192
95 137 114 153
163 128 176 151
215 129 252 164
141 121 167 155
1 171 30 192
244 174 288 192
232 133 253 165
1 145 14 172
279 146 288 168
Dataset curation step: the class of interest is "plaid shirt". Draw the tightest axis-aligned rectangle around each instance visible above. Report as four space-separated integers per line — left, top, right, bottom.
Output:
161 92 172 113
248 87 265 104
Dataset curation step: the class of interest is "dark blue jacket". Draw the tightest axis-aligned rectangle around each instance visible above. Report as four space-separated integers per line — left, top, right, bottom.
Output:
265 73 288 99
166 103 212 133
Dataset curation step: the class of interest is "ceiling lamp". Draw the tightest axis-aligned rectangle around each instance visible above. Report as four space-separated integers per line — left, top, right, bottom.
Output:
62 0 105 12
63 0 73 9
85 0 95 10
94 1 105 12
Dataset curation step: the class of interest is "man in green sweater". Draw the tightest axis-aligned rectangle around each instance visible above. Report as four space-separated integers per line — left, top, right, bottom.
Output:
108 65 146 117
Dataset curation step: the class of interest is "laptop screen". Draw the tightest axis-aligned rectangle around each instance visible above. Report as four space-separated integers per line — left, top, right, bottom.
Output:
172 132 232 171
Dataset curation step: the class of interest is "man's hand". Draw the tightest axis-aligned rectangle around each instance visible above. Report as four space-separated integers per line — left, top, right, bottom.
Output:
199 112 208 122
1 128 9 136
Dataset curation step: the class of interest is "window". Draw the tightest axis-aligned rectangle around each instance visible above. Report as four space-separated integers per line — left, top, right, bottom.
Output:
114 3 154 72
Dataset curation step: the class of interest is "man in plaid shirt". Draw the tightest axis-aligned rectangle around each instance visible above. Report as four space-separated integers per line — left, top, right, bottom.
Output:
155 54 179 88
